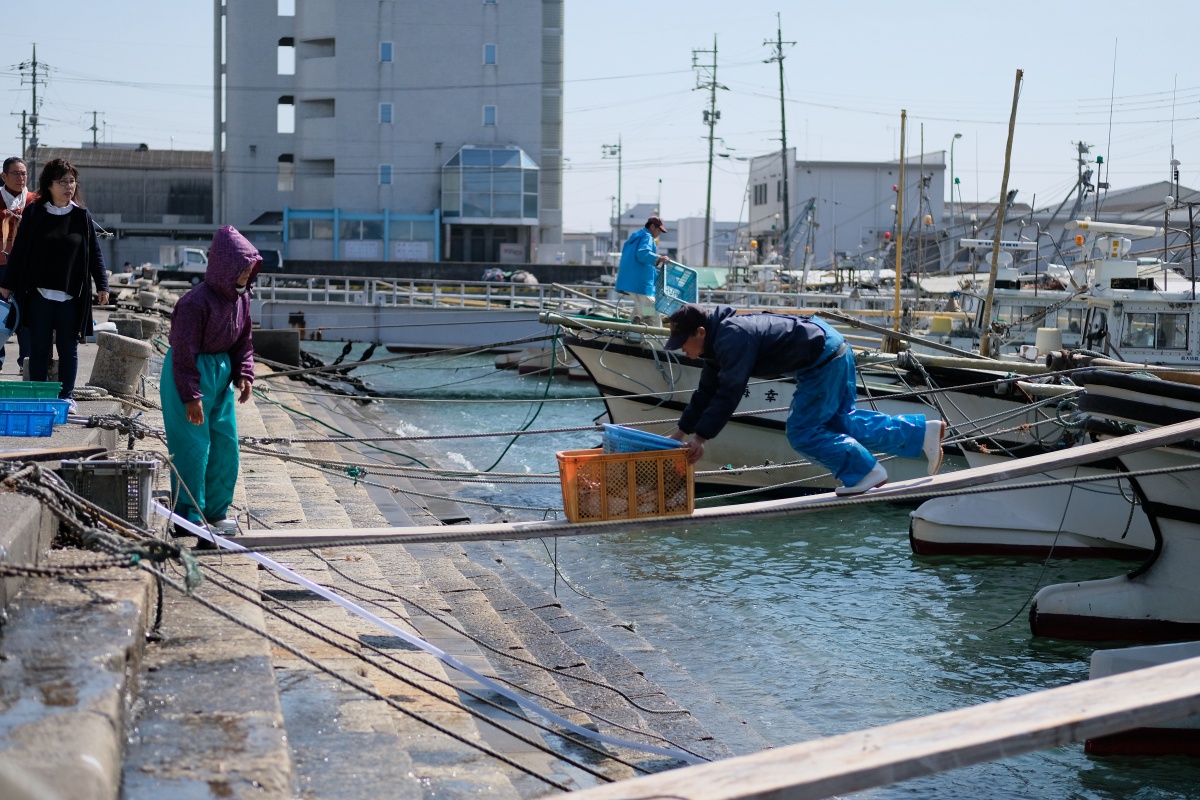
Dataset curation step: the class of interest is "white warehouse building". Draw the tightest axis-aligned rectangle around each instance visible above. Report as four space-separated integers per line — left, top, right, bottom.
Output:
217 0 564 264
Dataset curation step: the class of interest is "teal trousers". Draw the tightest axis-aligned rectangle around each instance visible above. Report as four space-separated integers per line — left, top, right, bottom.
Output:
159 350 239 524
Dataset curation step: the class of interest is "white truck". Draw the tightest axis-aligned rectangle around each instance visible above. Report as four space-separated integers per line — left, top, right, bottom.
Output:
156 245 209 284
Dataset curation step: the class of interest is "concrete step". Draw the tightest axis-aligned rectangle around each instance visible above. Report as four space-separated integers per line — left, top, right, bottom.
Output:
0 552 153 800
121 388 295 798
424 542 735 764
459 540 777 757
238 378 529 799
263 385 743 786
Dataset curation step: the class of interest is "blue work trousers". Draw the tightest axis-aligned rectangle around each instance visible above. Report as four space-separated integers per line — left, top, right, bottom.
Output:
784 318 927 486
160 349 240 524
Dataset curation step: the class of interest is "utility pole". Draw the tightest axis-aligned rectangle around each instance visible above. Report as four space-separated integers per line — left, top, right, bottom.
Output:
19 45 44 176
87 111 102 148
693 35 724 266
602 137 623 247
19 111 27 159
764 14 794 262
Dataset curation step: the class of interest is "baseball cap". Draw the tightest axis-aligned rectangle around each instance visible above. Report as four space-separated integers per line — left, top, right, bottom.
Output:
646 215 668 233
664 303 707 350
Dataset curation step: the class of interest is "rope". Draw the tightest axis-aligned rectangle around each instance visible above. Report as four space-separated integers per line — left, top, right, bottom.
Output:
163 507 707 766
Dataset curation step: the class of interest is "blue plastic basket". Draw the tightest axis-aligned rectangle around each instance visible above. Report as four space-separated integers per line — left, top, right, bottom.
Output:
602 424 682 454
655 261 699 316
0 399 70 424
0 408 56 437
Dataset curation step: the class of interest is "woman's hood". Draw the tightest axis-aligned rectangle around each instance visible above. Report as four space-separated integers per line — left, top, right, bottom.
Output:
205 225 262 298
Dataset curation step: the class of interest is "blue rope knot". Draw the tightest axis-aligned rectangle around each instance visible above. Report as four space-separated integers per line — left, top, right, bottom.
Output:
346 466 367 486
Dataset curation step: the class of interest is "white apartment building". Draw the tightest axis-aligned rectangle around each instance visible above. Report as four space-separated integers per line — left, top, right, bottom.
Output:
218 0 564 264
747 150 947 272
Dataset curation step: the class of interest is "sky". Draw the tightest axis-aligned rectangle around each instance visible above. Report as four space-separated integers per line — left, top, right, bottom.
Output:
5 1 1199 233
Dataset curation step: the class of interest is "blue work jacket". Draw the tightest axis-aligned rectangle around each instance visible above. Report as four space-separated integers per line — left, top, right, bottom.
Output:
615 227 659 295
678 305 827 441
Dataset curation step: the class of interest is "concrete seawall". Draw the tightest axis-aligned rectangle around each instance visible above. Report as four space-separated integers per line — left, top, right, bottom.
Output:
0 310 748 799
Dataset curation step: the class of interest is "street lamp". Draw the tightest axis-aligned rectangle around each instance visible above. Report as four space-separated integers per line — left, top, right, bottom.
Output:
602 137 623 247
950 132 963 230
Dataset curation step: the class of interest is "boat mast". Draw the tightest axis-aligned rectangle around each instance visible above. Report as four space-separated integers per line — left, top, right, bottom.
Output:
891 110 906 346
980 69 1024 357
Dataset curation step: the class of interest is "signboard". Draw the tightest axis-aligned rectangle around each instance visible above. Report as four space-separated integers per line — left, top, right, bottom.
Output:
499 243 526 264
393 240 432 261
344 240 381 260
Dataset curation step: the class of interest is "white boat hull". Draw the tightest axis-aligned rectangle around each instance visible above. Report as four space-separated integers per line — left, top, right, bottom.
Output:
1031 371 1200 641
909 451 1153 558
1085 641 1200 755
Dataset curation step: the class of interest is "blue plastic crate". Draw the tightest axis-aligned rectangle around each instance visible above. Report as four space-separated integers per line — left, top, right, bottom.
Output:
0 399 70 424
602 424 682 454
655 261 699 316
0 408 56 437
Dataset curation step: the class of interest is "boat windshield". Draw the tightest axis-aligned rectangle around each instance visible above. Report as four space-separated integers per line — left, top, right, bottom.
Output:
1120 312 1189 350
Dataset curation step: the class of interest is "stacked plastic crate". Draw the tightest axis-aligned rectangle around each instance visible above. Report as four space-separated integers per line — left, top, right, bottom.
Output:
0 382 67 437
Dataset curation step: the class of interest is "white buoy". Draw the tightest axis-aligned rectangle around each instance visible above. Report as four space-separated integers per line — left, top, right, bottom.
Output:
1034 327 1062 353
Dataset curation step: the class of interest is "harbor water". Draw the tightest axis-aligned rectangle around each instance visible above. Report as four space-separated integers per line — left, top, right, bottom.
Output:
311 343 1200 799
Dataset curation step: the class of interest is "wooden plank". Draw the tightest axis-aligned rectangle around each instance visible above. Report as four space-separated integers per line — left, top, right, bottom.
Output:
227 416 1200 547
0 445 108 463
564 652 1200 796
569 654 1200 800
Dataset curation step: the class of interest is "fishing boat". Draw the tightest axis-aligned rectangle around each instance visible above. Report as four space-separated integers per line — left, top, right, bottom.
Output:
1085 641 1200 756
909 218 1200 557
1030 369 1200 641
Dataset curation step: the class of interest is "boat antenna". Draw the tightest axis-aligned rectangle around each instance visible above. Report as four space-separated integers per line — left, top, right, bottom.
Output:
1096 39 1117 217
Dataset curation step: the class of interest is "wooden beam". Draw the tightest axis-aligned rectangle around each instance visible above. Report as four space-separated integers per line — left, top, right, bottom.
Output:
229 417 1200 548
568 654 1200 800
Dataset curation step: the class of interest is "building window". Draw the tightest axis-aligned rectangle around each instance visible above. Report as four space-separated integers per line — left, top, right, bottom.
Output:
278 0 294 16
483 44 497 65
380 42 393 63
277 38 295 75
482 105 497 126
753 183 767 206
278 154 294 192
379 103 393 124
441 145 539 222
379 164 393 185
277 96 295 134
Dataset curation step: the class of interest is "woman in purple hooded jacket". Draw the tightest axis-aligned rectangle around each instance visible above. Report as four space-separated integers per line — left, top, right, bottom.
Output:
160 225 261 535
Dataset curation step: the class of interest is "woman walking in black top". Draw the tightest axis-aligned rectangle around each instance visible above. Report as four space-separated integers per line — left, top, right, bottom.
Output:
0 158 109 409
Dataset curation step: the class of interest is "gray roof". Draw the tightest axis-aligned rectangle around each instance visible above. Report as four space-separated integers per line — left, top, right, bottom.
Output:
30 147 212 171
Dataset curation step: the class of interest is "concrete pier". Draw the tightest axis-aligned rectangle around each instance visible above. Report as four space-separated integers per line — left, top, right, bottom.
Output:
0 319 734 799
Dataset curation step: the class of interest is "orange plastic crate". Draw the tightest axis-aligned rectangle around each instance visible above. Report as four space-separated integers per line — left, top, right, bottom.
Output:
557 447 694 523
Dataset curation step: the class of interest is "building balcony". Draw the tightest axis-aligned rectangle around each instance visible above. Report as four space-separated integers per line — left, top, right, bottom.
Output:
297 117 337 161
295 56 337 98
295 0 336 40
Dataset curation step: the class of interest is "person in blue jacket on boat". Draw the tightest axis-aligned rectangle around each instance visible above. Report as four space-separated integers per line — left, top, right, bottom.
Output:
664 303 945 495
615 215 670 325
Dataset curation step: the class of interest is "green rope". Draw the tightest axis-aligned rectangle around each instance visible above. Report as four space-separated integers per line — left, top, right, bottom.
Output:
482 333 559 472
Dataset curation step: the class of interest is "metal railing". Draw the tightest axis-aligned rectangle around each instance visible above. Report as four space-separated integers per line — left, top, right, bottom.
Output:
254 274 618 311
